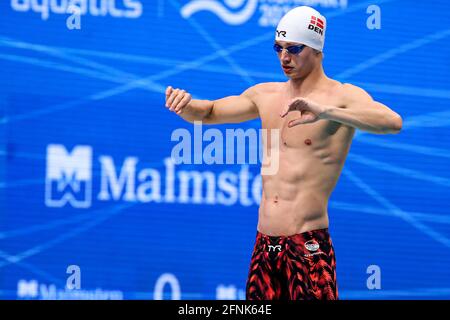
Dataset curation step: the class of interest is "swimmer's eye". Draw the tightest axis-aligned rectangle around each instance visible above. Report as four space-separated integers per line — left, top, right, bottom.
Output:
273 44 305 55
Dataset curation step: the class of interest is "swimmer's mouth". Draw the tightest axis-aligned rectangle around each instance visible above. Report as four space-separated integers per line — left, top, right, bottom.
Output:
282 65 294 72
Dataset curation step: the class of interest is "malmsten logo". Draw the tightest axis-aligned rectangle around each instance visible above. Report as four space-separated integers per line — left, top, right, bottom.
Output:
308 15 324 35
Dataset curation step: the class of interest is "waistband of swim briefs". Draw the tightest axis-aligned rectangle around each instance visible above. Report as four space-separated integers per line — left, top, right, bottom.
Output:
255 228 331 250
257 228 329 239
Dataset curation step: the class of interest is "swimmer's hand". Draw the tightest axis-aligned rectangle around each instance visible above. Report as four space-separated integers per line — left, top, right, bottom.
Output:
280 97 327 127
165 86 192 115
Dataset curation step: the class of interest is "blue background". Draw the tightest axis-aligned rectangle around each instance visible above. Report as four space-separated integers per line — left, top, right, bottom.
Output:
0 0 449 299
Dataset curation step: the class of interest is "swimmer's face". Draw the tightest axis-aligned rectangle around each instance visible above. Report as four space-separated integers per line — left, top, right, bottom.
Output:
274 41 320 79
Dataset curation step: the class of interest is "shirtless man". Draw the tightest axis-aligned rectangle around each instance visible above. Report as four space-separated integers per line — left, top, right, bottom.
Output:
164 6 402 300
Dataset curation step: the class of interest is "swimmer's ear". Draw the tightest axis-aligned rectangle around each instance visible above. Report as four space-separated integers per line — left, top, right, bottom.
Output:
315 49 324 59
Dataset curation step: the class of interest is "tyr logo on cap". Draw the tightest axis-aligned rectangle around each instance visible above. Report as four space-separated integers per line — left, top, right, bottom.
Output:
308 16 324 35
276 30 286 37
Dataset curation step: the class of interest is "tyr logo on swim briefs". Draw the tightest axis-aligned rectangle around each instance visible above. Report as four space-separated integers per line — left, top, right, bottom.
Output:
304 240 320 252
308 16 324 35
276 30 286 37
268 245 282 252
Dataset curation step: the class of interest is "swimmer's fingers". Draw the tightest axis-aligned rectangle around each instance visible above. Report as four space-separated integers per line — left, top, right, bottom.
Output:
280 101 298 118
282 98 326 121
165 86 173 107
166 88 192 114
287 112 318 127
280 97 309 117
166 88 182 111
175 93 192 114
170 90 185 111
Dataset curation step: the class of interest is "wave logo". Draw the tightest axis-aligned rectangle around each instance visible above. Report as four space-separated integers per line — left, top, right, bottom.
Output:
45 144 93 208
181 0 258 25
181 0 348 27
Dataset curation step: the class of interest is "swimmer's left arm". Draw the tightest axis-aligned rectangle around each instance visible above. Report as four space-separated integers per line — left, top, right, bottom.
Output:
320 84 403 134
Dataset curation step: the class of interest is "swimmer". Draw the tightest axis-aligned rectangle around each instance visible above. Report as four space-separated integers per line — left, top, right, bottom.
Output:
165 6 402 300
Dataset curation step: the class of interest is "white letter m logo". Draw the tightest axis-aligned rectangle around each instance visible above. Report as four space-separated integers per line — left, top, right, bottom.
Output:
45 144 93 208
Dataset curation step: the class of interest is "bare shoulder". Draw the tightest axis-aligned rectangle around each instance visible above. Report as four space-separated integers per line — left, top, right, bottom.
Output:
243 82 285 97
339 82 373 102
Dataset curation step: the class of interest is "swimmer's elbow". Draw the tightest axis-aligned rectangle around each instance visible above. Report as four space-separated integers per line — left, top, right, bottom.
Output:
389 113 403 134
372 113 402 134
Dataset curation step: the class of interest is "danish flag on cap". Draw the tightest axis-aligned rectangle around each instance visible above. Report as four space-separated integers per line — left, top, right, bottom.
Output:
310 16 324 31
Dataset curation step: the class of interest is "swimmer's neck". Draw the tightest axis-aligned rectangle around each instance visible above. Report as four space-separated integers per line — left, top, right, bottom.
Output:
287 63 328 96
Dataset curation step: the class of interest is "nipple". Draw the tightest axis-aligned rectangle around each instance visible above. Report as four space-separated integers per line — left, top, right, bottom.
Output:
304 138 312 145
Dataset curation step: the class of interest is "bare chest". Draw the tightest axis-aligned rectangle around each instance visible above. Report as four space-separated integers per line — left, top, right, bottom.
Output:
255 92 344 149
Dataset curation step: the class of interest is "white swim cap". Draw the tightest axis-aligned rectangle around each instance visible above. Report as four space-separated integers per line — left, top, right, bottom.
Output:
275 6 326 52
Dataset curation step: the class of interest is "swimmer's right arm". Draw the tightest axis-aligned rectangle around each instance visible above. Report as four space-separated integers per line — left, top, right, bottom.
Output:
165 86 259 124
